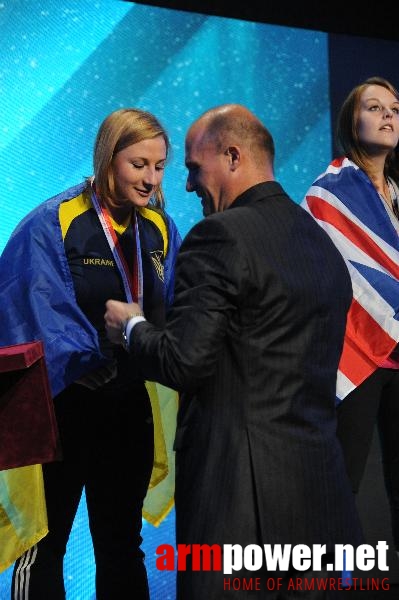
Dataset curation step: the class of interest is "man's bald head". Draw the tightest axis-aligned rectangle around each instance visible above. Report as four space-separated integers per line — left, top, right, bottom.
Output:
186 104 275 169
184 104 275 213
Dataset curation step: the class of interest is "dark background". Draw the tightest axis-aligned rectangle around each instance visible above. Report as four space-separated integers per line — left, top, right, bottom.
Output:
129 1 399 41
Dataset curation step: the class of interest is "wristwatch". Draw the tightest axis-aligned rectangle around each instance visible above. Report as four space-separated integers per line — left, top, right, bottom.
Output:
121 320 130 351
121 312 145 351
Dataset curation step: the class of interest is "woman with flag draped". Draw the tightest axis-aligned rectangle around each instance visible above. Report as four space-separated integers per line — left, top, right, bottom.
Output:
302 76 399 557
0 108 181 599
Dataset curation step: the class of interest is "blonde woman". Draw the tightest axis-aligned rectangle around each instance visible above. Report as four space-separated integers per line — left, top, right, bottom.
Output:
0 108 181 599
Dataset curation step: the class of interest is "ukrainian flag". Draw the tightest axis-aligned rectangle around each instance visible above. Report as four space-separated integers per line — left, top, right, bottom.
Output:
143 381 178 526
0 465 48 573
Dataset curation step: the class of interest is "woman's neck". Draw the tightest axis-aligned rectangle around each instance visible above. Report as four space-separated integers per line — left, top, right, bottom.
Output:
102 198 133 226
90 179 133 225
365 159 397 215
364 155 388 196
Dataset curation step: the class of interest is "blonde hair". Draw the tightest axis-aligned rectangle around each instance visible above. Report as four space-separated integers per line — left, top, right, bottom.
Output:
93 108 170 209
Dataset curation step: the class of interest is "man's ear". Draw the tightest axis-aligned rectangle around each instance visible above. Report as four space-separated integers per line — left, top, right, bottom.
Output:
225 146 240 170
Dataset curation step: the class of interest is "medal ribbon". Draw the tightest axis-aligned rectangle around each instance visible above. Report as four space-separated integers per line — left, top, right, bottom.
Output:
91 187 143 308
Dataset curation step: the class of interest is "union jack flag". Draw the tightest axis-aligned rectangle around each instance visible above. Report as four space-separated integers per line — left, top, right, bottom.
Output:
301 157 399 402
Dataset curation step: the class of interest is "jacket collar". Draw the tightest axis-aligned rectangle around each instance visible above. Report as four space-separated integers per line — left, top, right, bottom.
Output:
229 181 286 209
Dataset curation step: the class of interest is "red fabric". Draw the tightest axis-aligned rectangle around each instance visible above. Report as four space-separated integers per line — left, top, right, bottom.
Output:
0 341 60 470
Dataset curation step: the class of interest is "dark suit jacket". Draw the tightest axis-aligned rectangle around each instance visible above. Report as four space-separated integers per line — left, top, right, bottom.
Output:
132 182 363 598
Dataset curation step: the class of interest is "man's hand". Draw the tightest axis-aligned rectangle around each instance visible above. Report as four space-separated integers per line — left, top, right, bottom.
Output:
105 299 142 345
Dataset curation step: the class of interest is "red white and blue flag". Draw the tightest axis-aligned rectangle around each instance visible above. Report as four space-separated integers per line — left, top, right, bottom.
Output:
302 157 399 402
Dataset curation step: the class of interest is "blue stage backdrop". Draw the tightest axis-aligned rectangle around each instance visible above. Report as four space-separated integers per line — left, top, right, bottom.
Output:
0 1 330 598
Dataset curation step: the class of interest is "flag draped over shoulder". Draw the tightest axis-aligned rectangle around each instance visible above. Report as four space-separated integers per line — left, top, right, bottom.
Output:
0 186 107 573
0 183 181 569
302 157 399 402
0 465 47 573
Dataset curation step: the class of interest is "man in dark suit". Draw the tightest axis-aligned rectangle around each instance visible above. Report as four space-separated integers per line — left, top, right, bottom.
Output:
105 104 362 598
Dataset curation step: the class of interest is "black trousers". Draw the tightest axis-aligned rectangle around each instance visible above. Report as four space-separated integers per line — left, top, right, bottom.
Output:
336 367 399 550
12 379 154 600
